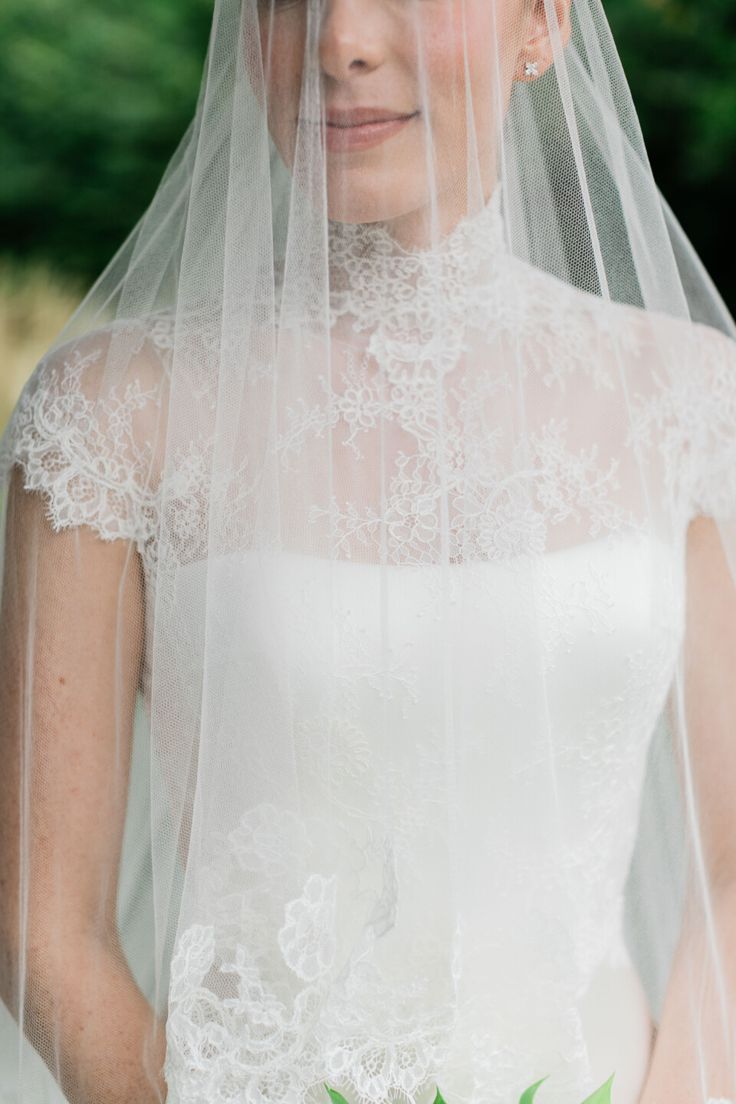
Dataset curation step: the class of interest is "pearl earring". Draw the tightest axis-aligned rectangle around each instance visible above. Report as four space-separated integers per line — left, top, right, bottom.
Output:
523 60 540 79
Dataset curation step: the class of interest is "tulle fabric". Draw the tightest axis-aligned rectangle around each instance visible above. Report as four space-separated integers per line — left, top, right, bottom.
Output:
1 1 736 1103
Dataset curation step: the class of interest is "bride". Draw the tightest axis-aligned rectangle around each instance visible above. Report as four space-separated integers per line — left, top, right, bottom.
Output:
2 1 736 1103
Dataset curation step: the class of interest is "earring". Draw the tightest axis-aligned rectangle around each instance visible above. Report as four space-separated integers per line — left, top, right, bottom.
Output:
523 60 540 79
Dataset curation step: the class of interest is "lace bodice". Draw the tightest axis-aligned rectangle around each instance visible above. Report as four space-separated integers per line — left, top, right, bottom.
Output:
3 194 736 571
3 196 736 1104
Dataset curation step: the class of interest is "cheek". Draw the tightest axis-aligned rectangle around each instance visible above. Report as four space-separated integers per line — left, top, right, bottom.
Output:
258 13 306 162
418 7 494 142
423 1 523 138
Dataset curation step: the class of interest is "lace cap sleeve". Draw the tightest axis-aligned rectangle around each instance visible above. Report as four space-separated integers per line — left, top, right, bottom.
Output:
0 313 173 547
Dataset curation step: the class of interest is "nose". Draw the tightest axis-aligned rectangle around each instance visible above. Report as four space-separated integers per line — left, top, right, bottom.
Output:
319 0 385 81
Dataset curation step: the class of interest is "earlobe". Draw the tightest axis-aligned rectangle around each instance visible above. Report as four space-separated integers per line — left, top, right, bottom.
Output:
547 0 574 50
556 0 574 47
516 0 573 83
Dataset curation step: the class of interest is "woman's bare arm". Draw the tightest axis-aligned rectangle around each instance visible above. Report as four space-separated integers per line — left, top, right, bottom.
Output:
639 515 736 1103
0 465 167 1104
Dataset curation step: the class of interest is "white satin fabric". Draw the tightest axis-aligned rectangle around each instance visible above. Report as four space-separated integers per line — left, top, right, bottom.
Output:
162 532 679 1104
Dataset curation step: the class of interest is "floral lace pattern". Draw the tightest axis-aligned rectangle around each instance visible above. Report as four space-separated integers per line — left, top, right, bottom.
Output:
1 345 158 541
163 801 590 1104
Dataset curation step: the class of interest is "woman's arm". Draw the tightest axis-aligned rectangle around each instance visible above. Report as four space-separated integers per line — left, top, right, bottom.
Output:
0 465 167 1104
639 515 736 1103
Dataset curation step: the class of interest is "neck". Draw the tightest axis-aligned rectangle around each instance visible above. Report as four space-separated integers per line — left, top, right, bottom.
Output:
346 174 501 253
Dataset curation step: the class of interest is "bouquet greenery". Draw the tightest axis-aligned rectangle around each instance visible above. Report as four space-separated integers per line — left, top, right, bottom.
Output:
324 1072 615 1104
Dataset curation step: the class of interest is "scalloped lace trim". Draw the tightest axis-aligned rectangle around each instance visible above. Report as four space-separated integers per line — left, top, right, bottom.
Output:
1 336 164 547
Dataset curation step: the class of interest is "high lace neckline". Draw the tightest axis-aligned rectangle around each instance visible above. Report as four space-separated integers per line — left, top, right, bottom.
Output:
328 184 505 267
328 185 506 329
326 186 508 374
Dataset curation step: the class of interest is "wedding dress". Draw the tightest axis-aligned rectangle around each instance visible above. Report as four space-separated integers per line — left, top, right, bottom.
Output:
3 2 736 1102
3 186 734 1104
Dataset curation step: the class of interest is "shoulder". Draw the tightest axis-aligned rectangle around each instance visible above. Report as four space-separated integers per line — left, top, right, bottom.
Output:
567 289 736 524
517 258 736 387
0 310 178 546
504 261 736 520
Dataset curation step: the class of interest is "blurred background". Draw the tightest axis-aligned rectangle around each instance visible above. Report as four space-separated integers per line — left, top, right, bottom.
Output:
1 0 734 432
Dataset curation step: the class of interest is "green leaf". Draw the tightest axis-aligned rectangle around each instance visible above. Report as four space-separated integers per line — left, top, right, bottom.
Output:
324 1084 352 1104
579 1073 615 1104
519 1076 550 1104
433 1087 447 1104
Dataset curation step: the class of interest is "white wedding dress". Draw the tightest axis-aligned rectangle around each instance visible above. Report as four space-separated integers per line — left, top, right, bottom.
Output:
163 537 665 1104
4 191 735 1104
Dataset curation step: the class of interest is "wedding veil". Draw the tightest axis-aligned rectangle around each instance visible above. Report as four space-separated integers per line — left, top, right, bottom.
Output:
2 1 736 1102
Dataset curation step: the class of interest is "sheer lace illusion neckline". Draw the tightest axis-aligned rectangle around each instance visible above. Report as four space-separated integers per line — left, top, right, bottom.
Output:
321 187 511 386
327 186 507 334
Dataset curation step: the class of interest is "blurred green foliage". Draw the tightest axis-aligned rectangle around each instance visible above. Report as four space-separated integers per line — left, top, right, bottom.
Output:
606 0 736 311
0 0 734 307
0 0 212 277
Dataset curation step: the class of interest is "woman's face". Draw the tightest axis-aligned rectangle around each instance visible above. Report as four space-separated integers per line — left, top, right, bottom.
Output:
257 0 541 242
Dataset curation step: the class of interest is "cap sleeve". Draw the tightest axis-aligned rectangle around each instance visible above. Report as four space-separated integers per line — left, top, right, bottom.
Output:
0 313 172 548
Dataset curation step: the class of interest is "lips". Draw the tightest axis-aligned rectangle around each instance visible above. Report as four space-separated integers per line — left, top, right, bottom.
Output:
325 107 416 128
302 106 419 152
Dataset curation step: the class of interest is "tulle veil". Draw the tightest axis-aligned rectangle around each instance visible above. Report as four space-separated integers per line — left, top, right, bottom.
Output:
2 1 736 1102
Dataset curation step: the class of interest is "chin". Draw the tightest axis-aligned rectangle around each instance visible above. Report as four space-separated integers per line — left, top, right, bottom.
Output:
325 172 431 227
